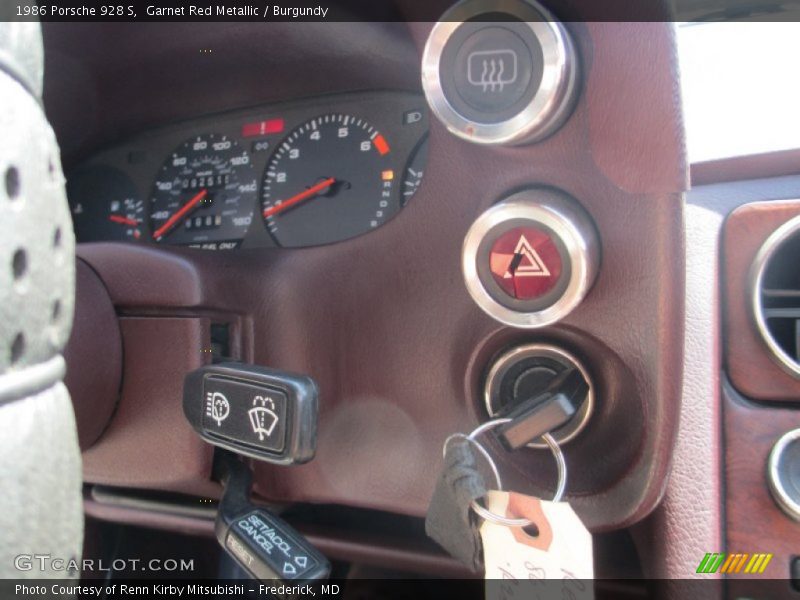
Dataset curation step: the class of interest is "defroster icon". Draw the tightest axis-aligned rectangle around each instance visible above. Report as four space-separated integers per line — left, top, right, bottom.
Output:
467 49 519 92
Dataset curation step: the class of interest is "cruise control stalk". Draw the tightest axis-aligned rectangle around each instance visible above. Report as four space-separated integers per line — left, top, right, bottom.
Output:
214 451 330 582
183 362 328 582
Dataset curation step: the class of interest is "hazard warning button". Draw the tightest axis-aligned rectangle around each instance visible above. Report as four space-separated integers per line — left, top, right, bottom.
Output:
489 227 563 301
462 188 599 329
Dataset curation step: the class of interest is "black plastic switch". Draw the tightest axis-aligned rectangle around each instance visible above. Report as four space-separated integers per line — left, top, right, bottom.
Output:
225 510 328 581
214 451 330 583
184 362 318 465
202 377 288 454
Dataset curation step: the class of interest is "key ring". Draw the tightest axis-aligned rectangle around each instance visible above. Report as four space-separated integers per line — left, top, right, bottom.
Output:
442 418 567 528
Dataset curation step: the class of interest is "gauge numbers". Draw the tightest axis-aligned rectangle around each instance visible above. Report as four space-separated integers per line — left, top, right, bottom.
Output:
261 114 397 248
150 134 256 248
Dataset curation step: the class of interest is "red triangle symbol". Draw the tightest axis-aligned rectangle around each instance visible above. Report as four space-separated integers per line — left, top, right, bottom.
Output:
503 234 551 278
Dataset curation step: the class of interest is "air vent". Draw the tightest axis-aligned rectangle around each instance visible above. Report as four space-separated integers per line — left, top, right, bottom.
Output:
750 214 800 377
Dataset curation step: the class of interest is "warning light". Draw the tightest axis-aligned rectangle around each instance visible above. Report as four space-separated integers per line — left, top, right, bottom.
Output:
381 169 394 181
373 134 390 156
242 118 285 138
489 227 563 301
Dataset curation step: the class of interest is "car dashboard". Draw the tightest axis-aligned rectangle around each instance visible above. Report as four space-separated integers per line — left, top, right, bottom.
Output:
48 12 688 580
32 5 800 595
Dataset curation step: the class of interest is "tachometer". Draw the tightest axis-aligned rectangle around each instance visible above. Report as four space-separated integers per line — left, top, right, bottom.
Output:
150 134 256 248
260 114 397 248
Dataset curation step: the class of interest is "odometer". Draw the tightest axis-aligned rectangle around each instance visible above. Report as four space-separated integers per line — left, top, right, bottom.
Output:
150 134 256 248
260 114 396 248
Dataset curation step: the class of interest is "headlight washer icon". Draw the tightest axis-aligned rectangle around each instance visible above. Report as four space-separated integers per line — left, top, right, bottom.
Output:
249 396 280 441
207 391 231 426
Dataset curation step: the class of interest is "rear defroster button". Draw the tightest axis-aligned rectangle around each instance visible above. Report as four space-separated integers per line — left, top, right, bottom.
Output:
463 188 599 328
422 0 579 145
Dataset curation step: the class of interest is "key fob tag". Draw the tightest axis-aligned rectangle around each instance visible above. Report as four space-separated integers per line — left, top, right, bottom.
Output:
425 438 486 572
481 491 593 597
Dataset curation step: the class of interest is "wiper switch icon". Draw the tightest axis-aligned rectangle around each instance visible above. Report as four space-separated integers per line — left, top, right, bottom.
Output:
249 396 280 441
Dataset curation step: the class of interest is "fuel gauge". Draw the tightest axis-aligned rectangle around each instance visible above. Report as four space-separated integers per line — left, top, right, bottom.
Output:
107 196 145 240
68 165 144 243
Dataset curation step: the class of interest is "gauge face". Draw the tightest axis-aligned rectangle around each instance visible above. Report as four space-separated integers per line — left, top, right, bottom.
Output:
150 134 256 248
68 166 144 242
108 196 145 240
261 114 397 248
400 136 428 206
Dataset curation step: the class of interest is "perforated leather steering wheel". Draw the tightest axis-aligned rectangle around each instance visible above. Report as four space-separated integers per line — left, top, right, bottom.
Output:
0 21 83 579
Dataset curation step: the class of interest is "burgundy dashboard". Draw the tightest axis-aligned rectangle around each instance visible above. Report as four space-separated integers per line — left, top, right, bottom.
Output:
55 16 686 528
41 5 711 585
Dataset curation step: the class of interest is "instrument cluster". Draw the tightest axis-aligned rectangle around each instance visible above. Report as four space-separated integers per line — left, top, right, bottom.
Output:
67 92 428 250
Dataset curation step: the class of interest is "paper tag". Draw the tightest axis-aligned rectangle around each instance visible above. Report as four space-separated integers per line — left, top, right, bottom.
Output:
480 490 593 600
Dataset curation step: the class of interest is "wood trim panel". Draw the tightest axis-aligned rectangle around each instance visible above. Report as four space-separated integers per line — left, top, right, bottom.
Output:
724 386 800 598
723 200 800 401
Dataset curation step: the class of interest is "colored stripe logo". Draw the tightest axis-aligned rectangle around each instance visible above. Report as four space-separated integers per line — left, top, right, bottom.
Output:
696 553 773 574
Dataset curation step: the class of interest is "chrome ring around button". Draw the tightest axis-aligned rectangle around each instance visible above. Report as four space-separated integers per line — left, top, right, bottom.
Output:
767 428 800 522
421 0 579 146
462 188 600 328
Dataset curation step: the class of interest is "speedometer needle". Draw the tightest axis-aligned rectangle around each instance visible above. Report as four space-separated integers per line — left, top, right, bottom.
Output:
109 215 140 226
262 177 336 219
152 188 207 240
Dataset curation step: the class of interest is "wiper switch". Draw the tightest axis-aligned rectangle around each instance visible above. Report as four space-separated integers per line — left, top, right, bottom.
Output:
183 362 318 465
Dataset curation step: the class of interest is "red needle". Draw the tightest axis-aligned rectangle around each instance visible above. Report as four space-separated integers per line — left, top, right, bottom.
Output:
152 189 208 240
109 215 139 226
263 177 336 219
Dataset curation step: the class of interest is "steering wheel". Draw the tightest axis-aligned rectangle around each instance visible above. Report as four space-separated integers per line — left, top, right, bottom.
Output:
0 22 83 578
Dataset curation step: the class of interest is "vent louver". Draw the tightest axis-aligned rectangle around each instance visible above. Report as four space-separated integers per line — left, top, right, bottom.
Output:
751 214 800 377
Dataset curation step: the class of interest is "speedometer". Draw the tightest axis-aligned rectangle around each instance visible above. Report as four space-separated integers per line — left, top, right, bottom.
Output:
260 114 397 248
150 134 256 249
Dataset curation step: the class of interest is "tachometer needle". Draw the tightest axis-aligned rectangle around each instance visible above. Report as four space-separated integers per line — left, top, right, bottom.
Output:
152 188 208 240
263 177 336 219
109 215 140 226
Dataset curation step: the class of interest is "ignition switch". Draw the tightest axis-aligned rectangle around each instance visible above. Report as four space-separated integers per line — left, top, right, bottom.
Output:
484 343 594 447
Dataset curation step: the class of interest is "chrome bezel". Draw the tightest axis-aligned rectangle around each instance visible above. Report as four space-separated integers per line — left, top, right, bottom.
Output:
483 343 594 448
421 1 578 146
462 189 599 328
767 428 800 522
749 213 800 378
